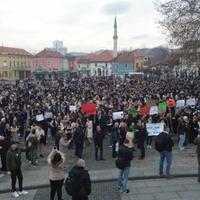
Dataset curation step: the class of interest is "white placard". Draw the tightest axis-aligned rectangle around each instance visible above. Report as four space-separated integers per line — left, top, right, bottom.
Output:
146 123 164 136
186 98 196 106
113 111 124 120
149 106 158 115
176 100 185 108
69 105 76 112
36 114 44 122
44 112 53 119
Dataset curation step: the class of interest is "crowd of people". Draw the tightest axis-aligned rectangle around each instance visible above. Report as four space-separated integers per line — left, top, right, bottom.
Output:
0 76 200 199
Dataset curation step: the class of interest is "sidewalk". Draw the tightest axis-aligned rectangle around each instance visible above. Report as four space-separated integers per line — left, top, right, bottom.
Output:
0 142 198 193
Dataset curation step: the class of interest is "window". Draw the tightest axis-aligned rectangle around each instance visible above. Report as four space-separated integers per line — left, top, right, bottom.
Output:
125 64 128 67
105 63 107 67
9 61 11 67
3 61 7 67
95 63 97 67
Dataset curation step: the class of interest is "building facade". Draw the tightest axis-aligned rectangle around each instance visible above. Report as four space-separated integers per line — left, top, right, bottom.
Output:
0 46 31 81
115 52 135 77
32 49 64 79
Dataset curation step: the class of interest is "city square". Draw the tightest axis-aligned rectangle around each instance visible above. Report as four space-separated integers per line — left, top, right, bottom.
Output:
0 0 200 200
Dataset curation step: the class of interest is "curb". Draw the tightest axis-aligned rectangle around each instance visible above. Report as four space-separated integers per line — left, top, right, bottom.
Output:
0 173 197 194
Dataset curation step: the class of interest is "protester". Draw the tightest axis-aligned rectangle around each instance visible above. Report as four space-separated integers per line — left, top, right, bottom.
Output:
6 141 28 198
47 148 65 200
117 138 133 194
73 121 85 158
111 122 120 158
94 125 105 161
35 126 45 158
66 159 91 200
156 126 174 178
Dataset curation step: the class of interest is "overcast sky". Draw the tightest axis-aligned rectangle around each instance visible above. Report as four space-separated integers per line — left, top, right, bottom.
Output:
0 0 167 53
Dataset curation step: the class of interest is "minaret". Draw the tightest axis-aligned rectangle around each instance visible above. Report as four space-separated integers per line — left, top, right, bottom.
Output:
113 16 118 58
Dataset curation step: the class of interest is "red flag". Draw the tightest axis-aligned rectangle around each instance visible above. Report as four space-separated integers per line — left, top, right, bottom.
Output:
81 103 97 115
139 106 150 116
167 99 175 108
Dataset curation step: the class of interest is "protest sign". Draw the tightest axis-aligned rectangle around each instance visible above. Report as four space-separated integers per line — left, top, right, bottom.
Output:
176 100 185 108
36 114 44 122
113 111 124 120
44 112 53 119
159 102 167 110
146 123 164 136
149 106 158 115
186 98 196 106
139 106 150 116
81 103 96 115
69 105 76 112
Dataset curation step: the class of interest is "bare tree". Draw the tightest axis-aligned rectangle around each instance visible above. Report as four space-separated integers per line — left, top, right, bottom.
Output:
155 0 200 46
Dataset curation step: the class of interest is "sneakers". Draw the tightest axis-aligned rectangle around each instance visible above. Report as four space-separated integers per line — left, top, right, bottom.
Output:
12 192 19 198
121 189 130 194
18 190 28 195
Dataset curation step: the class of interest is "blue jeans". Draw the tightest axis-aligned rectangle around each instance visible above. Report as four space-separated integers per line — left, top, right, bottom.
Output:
159 151 172 176
118 167 130 192
178 134 186 149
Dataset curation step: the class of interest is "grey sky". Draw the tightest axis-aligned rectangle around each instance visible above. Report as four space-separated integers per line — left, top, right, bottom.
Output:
0 0 167 53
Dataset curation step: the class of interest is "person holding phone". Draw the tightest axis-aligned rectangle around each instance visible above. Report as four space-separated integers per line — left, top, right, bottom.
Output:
47 148 65 200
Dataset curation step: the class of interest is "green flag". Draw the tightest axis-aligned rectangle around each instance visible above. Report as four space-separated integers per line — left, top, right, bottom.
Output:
159 102 167 110
128 108 139 116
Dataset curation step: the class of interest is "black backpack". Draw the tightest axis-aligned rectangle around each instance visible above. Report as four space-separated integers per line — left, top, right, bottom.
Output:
155 132 166 152
64 170 78 196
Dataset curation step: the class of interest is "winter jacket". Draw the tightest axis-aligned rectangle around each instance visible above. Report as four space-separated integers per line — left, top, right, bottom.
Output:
194 137 200 155
6 148 22 171
118 145 133 168
70 166 91 200
94 131 104 146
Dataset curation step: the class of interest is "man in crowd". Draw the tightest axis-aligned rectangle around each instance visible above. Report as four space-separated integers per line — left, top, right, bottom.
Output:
6 141 28 198
194 133 200 183
156 126 174 178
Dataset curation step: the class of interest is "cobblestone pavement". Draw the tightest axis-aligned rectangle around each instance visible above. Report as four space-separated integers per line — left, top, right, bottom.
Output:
1 177 200 200
0 136 198 192
121 177 200 200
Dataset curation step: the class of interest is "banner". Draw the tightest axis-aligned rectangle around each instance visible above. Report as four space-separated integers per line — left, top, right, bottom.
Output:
159 102 167 110
149 106 158 115
176 100 185 108
44 112 53 119
36 114 44 122
113 111 124 120
81 103 96 115
146 123 164 136
69 105 76 112
186 98 196 106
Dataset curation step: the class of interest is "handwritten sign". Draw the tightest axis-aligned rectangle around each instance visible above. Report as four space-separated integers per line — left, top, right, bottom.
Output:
146 123 164 136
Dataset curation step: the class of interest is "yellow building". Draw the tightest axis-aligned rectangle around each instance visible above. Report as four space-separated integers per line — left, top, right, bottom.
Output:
0 46 32 80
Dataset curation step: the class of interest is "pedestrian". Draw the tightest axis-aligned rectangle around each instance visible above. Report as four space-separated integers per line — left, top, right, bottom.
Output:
73 121 85 158
94 125 105 161
35 125 45 158
47 148 65 200
66 159 91 200
6 141 28 198
155 126 174 178
111 122 120 158
117 138 133 194
85 118 93 145
194 133 200 183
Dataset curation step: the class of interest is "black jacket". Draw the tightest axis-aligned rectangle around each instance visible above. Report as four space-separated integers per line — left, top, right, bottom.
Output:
94 131 104 146
73 127 85 145
70 166 91 199
118 145 133 168
160 132 174 152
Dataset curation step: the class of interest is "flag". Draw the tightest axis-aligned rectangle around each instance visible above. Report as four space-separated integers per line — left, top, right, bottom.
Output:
128 108 138 116
81 103 96 115
159 102 167 110
139 106 150 116
167 99 175 108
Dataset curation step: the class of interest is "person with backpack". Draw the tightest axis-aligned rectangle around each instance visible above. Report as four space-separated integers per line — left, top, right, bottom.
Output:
116 138 133 194
65 159 91 200
6 141 28 198
155 126 174 178
47 148 65 200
